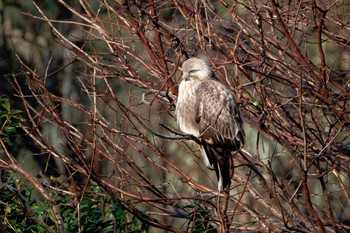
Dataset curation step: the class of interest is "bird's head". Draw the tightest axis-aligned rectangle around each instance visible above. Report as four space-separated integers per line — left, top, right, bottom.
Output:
181 58 212 81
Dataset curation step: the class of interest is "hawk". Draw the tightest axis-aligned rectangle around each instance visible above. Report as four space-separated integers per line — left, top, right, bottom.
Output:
175 58 245 191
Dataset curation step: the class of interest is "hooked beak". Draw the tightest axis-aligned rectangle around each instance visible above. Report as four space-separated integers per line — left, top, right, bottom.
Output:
182 72 189 80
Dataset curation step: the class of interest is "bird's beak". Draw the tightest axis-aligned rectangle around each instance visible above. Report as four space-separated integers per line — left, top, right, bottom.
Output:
182 72 189 80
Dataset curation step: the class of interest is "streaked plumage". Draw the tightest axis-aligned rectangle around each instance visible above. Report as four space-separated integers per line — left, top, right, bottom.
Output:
176 58 245 191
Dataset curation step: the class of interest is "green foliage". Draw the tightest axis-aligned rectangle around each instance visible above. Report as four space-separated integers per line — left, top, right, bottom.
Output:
186 201 217 233
0 97 23 148
0 173 149 232
0 97 149 232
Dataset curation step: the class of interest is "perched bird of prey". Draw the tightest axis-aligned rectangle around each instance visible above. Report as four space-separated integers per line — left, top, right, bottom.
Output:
176 58 245 191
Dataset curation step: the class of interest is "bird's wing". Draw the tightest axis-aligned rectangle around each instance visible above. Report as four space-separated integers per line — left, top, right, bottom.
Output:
195 80 245 150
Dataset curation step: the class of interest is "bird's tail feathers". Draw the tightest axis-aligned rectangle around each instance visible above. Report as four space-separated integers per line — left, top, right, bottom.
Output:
201 141 231 191
200 143 215 169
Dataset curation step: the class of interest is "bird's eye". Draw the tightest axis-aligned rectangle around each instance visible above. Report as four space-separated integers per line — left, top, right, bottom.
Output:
189 69 198 74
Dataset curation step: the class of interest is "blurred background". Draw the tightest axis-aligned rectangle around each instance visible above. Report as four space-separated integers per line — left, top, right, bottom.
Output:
0 0 349 232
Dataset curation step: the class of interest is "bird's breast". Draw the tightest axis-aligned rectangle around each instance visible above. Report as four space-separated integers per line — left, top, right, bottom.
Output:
176 81 200 137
